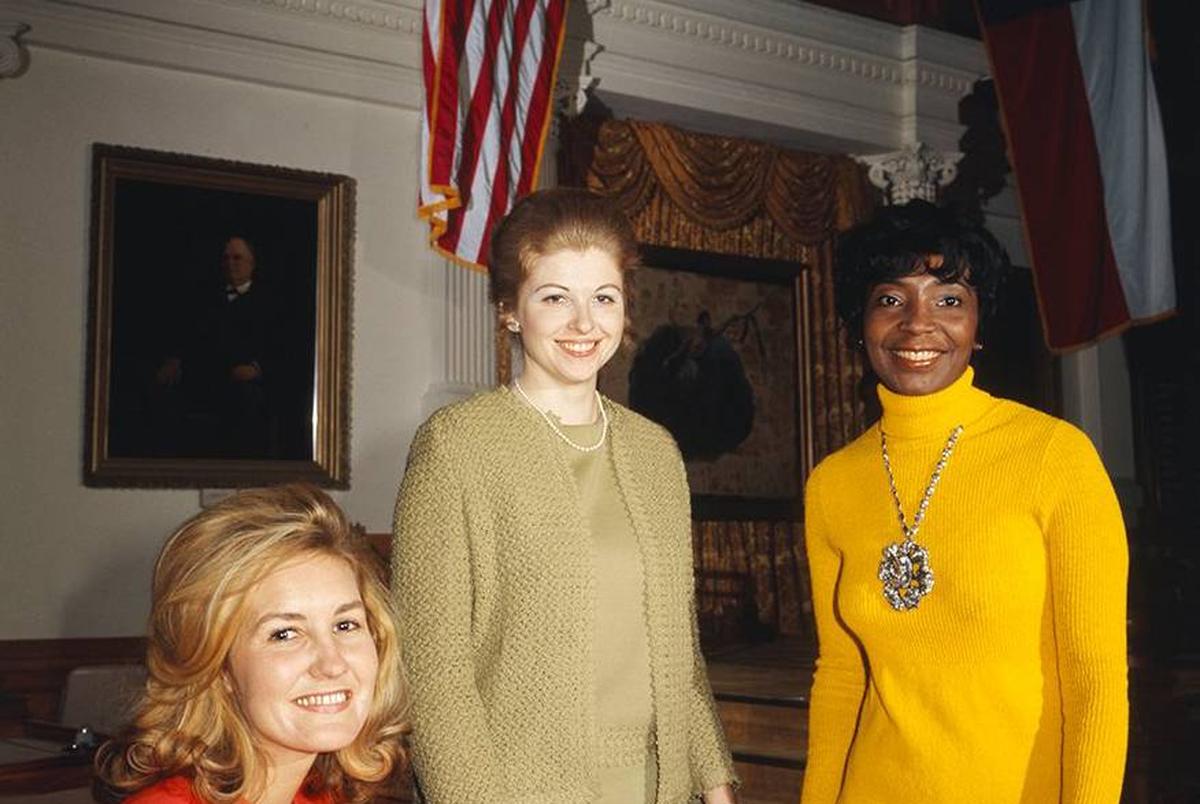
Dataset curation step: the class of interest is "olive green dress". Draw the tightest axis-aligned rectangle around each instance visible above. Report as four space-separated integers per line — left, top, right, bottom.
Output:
561 420 658 804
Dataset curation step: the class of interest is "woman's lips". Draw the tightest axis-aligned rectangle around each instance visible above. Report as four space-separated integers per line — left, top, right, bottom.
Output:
558 340 600 358
293 689 352 712
890 348 943 368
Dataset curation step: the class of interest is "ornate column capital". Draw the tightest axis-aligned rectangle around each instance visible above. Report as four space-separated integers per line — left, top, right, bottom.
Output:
855 143 963 205
1 21 31 79
554 38 603 124
552 0 609 125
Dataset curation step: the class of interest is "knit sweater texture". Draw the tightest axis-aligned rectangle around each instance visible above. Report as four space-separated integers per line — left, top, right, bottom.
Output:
392 388 736 804
800 368 1128 803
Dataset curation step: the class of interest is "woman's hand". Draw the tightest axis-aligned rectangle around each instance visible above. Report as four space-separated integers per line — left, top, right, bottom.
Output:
702 783 738 804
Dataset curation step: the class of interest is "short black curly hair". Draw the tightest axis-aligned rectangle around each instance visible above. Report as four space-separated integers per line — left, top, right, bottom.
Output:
834 200 1010 342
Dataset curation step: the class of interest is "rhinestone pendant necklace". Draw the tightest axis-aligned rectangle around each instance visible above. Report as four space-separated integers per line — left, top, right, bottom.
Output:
512 378 609 453
878 424 963 611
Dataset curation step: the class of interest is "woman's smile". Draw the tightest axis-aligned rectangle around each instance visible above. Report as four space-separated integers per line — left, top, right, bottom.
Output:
863 270 979 396
507 247 625 392
891 348 943 365
226 554 379 766
292 689 353 712
558 339 601 357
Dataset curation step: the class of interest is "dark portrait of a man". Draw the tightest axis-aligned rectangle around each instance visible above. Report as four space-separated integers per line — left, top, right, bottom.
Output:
152 235 278 457
104 178 319 463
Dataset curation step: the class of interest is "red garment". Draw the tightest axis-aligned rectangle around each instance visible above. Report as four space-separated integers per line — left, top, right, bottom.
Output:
123 775 336 803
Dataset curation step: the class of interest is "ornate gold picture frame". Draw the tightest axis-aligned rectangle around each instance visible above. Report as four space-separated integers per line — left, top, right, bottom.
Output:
84 144 354 488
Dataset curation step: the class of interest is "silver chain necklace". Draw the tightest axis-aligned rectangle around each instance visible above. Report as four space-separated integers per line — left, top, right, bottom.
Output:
512 378 609 453
877 424 963 611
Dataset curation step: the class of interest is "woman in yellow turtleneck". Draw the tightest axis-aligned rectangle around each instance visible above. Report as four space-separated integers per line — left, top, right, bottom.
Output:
800 201 1128 803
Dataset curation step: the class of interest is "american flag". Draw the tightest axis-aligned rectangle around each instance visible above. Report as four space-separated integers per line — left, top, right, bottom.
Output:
976 0 1175 351
419 0 569 271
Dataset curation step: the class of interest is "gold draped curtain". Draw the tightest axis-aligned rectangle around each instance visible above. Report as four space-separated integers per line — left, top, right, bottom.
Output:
562 117 878 643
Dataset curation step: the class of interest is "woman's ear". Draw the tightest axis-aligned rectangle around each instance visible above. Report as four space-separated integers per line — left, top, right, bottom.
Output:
497 303 520 333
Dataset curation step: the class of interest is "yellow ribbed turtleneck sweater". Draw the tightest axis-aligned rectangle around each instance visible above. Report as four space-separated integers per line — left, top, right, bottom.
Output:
800 368 1128 803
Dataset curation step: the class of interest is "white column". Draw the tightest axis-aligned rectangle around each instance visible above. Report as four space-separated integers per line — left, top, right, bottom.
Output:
854 142 962 205
1061 345 1104 447
421 261 496 415
1061 339 1142 523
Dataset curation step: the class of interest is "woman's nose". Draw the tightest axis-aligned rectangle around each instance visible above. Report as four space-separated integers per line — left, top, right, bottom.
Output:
570 304 595 333
309 636 350 678
901 303 935 332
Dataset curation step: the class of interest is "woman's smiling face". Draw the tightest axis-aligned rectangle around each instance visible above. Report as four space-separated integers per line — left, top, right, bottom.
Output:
225 553 379 768
507 247 625 391
862 269 979 396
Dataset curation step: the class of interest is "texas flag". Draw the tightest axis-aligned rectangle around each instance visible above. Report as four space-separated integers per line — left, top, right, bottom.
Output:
976 0 1175 351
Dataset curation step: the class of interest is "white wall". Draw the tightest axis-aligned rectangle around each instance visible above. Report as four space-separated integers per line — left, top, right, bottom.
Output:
0 47 438 638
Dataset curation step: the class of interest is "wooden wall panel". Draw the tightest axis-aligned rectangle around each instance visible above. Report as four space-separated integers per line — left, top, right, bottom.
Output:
0 637 145 734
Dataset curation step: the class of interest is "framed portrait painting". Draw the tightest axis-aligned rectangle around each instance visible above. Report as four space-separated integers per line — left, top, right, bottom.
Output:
84 144 354 488
598 245 812 521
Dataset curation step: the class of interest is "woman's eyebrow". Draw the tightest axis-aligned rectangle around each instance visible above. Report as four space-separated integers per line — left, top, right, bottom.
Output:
253 600 363 627
254 611 305 627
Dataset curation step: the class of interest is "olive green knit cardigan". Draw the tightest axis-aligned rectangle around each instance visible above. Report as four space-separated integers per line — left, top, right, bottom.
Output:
392 388 736 804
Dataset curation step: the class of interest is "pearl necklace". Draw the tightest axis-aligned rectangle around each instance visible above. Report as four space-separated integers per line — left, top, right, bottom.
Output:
877 424 963 611
511 379 609 453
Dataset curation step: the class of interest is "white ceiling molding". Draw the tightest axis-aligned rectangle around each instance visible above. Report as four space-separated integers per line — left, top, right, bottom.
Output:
1 0 987 151
583 0 987 152
242 0 418 33
0 0 424 107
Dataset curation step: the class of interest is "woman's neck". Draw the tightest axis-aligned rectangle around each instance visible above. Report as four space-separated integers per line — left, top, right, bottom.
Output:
877 367 993 439
513 374 600 425
257 752 318 804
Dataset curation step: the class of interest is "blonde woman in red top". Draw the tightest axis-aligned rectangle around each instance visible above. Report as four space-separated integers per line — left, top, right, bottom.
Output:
95 485 408 804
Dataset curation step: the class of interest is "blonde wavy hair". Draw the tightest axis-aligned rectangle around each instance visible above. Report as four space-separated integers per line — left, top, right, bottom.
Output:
95 484 409 803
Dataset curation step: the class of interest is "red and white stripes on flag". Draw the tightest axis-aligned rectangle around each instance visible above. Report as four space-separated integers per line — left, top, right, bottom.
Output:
419 0 569 272
976 0 1175 351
